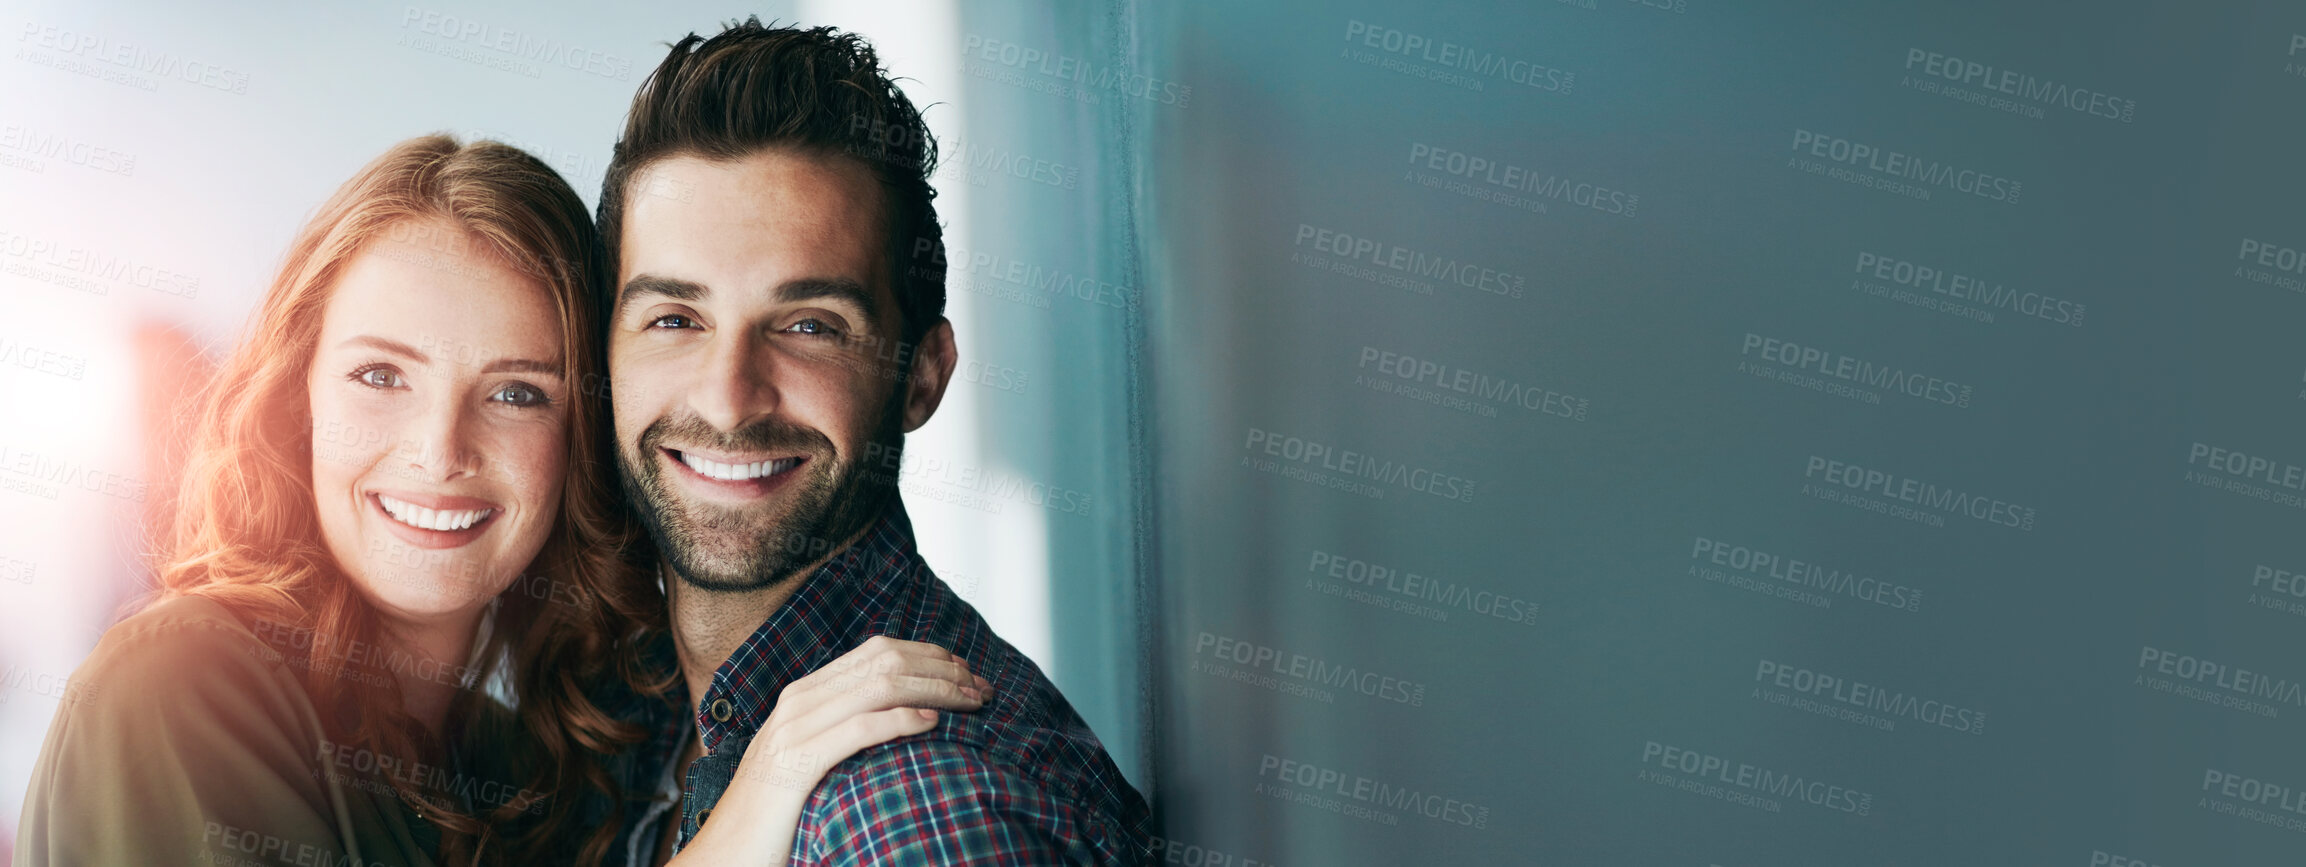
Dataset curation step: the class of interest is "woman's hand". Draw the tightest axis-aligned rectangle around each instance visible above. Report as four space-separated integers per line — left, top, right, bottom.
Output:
668 635 989 866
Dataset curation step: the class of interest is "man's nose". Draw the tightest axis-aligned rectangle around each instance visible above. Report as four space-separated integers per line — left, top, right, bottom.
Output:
689 328 779 432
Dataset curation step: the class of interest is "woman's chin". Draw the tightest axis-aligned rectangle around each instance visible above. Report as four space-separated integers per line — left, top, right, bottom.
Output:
347 568 512 626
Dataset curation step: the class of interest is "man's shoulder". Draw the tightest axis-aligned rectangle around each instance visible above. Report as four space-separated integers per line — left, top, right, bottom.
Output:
835 567 1150 860
872 573 1135 803
819 706 1127 812
807 733 1146 865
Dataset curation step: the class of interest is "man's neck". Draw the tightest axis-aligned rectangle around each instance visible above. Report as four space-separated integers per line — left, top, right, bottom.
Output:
662 521 876 736
665 562 804 718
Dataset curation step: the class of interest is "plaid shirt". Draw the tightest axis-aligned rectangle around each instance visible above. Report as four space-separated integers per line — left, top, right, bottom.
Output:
619 500 1151 865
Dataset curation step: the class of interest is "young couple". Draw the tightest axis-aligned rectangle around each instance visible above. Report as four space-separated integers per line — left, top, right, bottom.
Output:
14 18 1148 867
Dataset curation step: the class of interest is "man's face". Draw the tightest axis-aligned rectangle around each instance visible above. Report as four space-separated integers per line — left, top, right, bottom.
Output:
608 148 951 591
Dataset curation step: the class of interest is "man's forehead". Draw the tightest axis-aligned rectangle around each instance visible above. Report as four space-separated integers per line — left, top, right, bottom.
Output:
627 150 886 235
619 151 893 297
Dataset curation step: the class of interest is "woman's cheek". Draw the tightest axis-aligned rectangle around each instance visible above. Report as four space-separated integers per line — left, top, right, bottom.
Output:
487 421 567 551
309 398 388 511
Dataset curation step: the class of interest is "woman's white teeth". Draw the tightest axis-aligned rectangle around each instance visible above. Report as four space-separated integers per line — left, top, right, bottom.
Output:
376 495 493 532
681 452 799 482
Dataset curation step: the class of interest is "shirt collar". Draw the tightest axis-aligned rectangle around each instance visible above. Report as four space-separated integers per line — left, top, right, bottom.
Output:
693 499 920 753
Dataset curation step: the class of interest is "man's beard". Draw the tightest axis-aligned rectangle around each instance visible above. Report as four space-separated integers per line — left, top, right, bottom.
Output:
615 398 903 593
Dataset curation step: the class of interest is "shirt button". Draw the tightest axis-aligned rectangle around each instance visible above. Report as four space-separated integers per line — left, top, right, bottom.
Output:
697 807 713 827
709 698 733 723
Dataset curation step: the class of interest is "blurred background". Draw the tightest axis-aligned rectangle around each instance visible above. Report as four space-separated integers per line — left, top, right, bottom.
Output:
7 0 2306 863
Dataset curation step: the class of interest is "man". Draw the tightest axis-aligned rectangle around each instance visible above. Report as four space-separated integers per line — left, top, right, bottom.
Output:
596 17 1151 865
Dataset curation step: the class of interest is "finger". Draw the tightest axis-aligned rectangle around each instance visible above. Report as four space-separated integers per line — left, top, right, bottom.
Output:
781 674 981 740
795 645 980 702
810 707 940 770
750 707 940 795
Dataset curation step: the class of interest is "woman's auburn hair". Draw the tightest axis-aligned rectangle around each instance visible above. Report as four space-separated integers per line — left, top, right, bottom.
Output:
157 134 666 866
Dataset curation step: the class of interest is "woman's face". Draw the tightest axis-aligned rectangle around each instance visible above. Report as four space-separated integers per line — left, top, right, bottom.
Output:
307 217 569 625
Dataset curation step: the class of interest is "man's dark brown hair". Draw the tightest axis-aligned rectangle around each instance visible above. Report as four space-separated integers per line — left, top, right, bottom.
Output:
599 17 946 348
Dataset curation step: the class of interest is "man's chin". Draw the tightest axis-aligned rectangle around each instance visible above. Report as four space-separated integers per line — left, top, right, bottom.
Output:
665 553 793 593
659 507 843 591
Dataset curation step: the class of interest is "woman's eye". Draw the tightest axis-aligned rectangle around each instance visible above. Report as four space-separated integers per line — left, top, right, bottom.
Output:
492 383 548 407
350 365 405 389
649 314 695 330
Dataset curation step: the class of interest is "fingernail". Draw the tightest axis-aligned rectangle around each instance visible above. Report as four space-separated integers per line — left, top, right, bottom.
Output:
917 708 938 721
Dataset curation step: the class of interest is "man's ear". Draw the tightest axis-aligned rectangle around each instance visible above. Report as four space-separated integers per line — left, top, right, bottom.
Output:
900 318 957 433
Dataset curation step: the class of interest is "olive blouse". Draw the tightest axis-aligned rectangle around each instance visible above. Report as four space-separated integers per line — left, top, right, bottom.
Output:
13 595 510 867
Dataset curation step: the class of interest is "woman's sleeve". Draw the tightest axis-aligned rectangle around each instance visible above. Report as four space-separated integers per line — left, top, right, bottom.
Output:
13 618 349 867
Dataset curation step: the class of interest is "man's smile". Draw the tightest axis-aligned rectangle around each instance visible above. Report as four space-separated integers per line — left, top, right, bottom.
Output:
661 446 810 501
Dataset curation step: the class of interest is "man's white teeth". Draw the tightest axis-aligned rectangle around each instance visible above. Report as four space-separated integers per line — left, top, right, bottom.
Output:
680 452 800 482
377 495 494 532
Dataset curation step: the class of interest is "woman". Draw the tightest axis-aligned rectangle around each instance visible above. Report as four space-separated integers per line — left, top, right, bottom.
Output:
13 136 979 866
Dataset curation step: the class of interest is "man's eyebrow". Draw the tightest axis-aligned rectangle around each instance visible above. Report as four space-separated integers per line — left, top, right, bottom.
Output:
617 273 708 315
775 278 879 322
618 273 881 324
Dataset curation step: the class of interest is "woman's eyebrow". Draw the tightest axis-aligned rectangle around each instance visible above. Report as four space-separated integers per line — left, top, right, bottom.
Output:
337 334 562 377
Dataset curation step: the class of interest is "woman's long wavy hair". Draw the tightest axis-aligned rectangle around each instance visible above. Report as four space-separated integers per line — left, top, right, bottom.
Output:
158 135 666 866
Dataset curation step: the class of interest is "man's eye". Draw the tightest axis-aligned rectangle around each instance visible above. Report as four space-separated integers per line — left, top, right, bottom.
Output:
785 318 839 337
492 383 550 408
349 364 405 389
649 314 696 330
